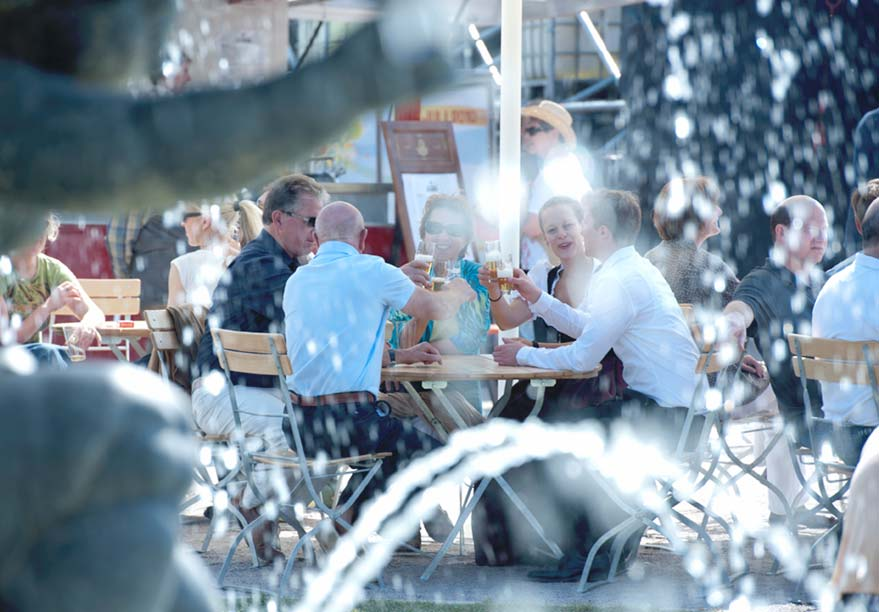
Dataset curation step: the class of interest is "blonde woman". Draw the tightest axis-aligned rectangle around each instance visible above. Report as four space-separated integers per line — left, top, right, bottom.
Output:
0 215 104 366
167 199 261 311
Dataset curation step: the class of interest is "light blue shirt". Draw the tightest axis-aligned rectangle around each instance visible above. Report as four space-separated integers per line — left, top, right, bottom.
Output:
283 241 415 397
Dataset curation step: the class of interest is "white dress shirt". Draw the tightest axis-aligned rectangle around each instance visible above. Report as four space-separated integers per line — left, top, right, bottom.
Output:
516 246 701 408
812 252 879 426
284 241 415 397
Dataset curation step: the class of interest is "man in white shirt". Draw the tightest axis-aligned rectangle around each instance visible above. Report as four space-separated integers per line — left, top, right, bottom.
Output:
812 197 879 464
496 189 700 411
489 189 700 582
283 201 475 535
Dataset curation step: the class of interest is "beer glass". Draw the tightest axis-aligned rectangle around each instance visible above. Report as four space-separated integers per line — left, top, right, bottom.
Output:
64 325 86 362
497 255 514 294
432 259 450 291
484 240 501 282
415 241 434 276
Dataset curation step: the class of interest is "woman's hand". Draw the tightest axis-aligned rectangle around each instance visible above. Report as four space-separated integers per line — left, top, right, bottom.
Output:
476 264 493 289
46 281 81 312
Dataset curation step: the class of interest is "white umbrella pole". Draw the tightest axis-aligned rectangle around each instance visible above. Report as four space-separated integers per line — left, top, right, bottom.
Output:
498 0 523 339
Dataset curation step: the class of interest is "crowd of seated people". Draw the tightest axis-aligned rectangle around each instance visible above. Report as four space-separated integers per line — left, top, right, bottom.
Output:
4 167 877 589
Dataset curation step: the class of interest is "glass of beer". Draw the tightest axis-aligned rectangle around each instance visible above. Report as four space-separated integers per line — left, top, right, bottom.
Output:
63 325 86 362
415 241 434 276
484 240 501 282
497 255 514 294
432 259 449 291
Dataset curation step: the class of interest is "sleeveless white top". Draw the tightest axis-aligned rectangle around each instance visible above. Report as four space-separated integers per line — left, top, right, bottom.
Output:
169 249 232 310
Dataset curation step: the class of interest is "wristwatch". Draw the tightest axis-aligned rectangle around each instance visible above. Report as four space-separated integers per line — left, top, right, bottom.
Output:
388 348 396 366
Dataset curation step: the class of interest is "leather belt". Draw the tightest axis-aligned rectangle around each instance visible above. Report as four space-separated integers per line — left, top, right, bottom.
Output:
289 391 376 407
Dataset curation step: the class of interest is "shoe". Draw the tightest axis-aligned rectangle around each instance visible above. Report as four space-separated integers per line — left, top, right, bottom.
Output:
423 507 454 543
527 553 614 584
395 530 422 554
203 505 214 520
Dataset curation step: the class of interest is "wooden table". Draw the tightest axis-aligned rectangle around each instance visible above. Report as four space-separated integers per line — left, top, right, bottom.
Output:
53 320 151 361
382 353 600 581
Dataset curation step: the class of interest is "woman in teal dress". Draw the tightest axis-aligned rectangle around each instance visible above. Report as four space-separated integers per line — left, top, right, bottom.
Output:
390 193 490 356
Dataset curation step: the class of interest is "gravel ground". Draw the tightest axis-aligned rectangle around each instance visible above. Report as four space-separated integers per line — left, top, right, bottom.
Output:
181 422 831 612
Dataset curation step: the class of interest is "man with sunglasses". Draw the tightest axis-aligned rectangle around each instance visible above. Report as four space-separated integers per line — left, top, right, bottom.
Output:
191 173 328 564
520 101 591 273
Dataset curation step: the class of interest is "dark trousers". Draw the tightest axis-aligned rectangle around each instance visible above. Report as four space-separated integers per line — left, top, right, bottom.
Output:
474 389 703 568
283 399 442 517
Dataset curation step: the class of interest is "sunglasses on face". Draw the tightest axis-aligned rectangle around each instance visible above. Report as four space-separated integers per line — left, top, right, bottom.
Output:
522 125 553 136
182 212 202 221
282 209 316 228
424 220 468 238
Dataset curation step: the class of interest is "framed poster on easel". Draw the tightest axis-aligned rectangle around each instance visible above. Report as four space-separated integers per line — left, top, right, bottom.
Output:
380 121 465 260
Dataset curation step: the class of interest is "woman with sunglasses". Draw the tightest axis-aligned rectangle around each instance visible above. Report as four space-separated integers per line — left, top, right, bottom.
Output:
168 199 261 312
390 193 490 356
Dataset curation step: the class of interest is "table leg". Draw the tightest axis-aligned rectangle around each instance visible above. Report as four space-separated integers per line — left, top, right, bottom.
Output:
423 381 469 431
401 381 449 442
487 380 516 419
421 478 491 581
525 379 556 419
494 474 564 559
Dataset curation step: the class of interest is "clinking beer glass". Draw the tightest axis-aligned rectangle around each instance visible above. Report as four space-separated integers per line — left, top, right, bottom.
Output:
484 240 501 282
415 241 434 276
496 255 514 294
432 259 449 291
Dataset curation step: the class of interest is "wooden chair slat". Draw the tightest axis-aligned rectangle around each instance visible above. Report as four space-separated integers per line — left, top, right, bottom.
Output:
143 309 175 331
251 450 392 467
791 357 879 385
56 297 140 317
788 333 879 362
77 278 141 298
217 349 292 377
212 329 287 355
151 330 181 351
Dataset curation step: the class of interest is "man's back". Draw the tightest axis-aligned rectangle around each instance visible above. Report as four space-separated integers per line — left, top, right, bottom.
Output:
196 229 295 387
284 241 414 397
813 253 879 426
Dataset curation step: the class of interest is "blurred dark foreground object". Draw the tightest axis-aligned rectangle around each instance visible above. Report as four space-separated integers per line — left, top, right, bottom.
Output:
0 359 217 612
0 0 453 251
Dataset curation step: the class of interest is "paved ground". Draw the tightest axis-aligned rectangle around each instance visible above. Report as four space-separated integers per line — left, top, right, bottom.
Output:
180 422 832 611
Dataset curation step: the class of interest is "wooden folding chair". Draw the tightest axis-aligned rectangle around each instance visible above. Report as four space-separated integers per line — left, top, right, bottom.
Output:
786 334 879 562
576 339 732 592
142 309 259 565
210 328 391 596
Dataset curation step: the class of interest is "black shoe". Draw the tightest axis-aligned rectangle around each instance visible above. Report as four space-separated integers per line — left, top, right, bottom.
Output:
527 554 614 584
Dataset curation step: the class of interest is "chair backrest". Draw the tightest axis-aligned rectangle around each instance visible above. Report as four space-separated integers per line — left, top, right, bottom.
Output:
788 334 879 383
211 328 292 377
679 303 705 348
143 309 180 351
789 333 879 462
57 278 141 317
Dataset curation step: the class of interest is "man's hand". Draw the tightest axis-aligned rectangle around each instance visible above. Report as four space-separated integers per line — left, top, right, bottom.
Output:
509 268 541 304
740 355 766 378
502 336 533 348
71 324 101 349
493 339 524 366
397 342 442 365
446 277 476 302
46 282 81 312
400 259 431 288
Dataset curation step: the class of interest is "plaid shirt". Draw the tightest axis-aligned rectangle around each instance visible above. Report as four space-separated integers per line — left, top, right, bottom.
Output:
106 212 152 278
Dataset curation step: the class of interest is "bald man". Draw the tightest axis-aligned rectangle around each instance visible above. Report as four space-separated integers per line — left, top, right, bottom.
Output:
282 201 475 535
722 196 829 525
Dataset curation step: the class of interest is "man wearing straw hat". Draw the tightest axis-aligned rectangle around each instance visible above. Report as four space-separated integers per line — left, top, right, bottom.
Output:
520 100 591 272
